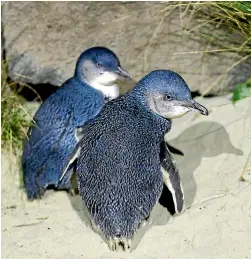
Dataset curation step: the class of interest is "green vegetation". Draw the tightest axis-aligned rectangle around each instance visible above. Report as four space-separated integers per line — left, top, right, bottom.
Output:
158 1 251 97
190 1 251 100
1 59 40 186
159 1 251 53
192 2 251 48
1 60 35 151
232 77 251 103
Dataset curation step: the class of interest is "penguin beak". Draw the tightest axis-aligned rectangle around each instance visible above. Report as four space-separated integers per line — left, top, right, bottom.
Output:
116 66 132 79
182 99 209 116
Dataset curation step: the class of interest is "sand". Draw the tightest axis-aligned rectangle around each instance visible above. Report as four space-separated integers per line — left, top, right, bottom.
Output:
2 96 251 259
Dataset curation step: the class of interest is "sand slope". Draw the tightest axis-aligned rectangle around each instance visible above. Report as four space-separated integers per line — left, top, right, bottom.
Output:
2 96 251 259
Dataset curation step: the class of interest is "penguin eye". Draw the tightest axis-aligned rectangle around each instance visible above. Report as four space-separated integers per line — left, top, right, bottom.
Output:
164 95 172 101
96 62 103 68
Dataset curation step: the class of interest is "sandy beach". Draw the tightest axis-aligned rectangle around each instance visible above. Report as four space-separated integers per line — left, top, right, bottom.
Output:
2 96 251 259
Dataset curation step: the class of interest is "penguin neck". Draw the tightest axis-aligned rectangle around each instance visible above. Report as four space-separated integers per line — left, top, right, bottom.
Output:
88 80 119 100
75 73 119 100
125 90 172 136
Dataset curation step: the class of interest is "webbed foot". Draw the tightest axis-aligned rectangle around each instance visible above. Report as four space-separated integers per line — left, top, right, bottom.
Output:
108 237 132 251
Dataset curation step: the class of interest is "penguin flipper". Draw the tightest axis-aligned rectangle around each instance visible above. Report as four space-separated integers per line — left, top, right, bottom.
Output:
59 133 82 185
160 141 184 214
165 142 184 156
59 121 95 187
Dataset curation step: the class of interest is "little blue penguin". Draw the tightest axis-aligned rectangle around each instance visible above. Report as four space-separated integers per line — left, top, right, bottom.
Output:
22 46 131 200
60 69 208 251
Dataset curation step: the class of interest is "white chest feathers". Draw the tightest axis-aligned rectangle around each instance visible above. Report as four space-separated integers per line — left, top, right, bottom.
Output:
164 106 190 119
89 71 120 100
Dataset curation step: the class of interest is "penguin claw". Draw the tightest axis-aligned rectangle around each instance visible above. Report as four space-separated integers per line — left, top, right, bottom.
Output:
108 237 132 251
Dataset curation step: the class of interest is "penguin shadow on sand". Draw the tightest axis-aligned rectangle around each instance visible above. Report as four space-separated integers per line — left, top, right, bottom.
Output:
152 120 243 227
67 120 243 250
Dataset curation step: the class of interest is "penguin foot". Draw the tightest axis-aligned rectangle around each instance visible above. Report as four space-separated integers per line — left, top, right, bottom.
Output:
108 237 132 252
26 186 45 201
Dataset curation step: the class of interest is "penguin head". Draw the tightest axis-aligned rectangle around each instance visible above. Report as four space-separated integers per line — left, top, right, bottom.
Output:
74 46 131 86
134 70 208 119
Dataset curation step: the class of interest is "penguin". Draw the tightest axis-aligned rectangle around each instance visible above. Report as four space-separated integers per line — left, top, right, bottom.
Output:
22 46 131 200
60 69 208 251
